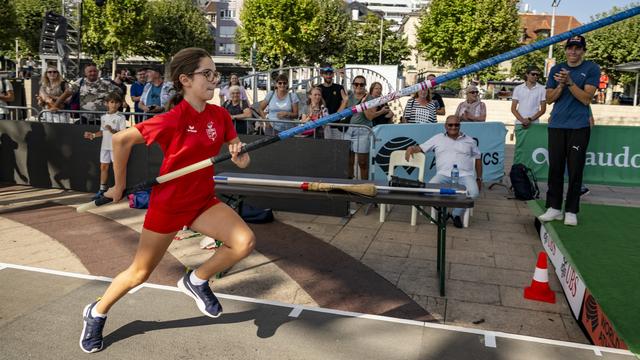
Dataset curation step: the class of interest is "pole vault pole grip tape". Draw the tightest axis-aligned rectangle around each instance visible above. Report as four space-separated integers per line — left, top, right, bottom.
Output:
210 136 280 164
389 176 425 188
439 188 457 195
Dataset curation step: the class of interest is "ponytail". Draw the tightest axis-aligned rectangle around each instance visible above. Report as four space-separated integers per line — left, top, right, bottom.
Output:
165 86 184 111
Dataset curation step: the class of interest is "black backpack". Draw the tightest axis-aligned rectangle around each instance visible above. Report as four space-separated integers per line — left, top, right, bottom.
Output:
509 163 540 200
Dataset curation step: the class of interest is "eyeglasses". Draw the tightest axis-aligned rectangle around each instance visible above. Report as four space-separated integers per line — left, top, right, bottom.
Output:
47 70 59 74
277 81 287 85
468 91 479 94
529 72 540 77
352 82 365 87
446 123 460 128
189 69 220 83
320 67 334 73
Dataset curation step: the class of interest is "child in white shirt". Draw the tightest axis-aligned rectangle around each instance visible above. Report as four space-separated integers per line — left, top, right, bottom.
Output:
83 92 127 199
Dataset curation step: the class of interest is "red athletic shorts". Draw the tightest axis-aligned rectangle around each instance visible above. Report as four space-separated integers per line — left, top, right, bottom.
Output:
143 196 221 234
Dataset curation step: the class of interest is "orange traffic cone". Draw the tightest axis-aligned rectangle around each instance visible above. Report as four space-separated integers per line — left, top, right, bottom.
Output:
524 252 556 303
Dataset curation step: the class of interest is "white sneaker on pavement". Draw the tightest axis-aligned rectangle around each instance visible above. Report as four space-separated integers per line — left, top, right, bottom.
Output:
538 208 563 222
564 212 578 226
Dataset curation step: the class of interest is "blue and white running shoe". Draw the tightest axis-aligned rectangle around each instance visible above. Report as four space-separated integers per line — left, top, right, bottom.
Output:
79 301 106 353
177 270 223 318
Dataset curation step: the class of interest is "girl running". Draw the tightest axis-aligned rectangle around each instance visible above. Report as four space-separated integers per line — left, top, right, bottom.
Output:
79 47 255 353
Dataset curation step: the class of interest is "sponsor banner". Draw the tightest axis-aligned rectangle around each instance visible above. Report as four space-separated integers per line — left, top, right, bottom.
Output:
539 225 586 319
514 124 640 186
581 289 628 350
370 122 507 182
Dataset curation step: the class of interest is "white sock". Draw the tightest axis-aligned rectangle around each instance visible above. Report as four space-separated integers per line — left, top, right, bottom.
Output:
91 303 107 318
99 184 108 191
189 270 208 285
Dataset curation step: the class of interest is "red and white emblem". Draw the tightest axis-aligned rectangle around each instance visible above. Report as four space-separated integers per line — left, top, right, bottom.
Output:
206 122 217 141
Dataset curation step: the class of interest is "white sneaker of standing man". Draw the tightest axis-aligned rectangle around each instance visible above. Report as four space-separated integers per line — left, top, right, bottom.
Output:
564 212 578 226
538 207 563 222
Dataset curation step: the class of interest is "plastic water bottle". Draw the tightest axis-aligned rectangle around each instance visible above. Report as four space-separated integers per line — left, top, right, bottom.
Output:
451 164 459 186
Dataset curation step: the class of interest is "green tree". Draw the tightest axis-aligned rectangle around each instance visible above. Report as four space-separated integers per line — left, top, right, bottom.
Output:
13 0 61 55
304 0 351 66
586 3 640 85
0 0 18 55
82 0 148 68
236 0 319 70
342 14 411 66
145 0 214 70
417 0 520 78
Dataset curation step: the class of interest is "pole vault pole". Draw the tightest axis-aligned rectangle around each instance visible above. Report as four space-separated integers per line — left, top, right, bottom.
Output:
212 175 468 196
77 6 640 212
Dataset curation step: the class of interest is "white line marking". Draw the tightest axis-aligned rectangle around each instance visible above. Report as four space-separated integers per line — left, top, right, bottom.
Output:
0 265 6 271
485 332 497 348
288 306 303 318
594 348 603 356
0 262 634 357
128 284 145 294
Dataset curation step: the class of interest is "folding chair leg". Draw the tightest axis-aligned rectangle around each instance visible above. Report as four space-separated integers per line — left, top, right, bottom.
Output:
411 206 417 226
463 208 473 228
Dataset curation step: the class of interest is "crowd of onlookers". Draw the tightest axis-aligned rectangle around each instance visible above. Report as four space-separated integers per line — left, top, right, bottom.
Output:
28 60 495 187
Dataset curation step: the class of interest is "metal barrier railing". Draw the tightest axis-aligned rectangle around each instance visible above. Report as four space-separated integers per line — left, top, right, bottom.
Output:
0 105 41 121
37 108 155 125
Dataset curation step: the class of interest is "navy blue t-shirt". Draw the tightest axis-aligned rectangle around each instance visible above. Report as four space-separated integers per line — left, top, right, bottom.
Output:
546 60 600 129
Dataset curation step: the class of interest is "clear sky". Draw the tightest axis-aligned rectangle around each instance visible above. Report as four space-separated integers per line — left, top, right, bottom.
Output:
521 0 638 23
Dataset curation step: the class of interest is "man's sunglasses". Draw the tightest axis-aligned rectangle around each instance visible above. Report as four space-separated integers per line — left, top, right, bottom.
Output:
352 82 365 87
446 123 460 127
468 91 479 94
529 72 540 77
320 67 334 73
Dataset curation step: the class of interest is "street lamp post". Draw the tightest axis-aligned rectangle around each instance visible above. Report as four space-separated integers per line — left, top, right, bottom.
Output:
546 0 561 76
378 17 383 65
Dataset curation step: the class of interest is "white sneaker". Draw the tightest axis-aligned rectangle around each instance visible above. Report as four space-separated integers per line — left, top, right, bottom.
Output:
564 212 578 226
538 208 563 222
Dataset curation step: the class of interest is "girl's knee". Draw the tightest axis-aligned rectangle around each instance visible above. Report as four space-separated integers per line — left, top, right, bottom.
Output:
126 266 152 286
234 229 255 257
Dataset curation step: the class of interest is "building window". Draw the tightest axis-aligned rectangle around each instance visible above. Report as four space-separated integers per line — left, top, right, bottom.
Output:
218 43 235 55
219 26 236 38
219 9 236 19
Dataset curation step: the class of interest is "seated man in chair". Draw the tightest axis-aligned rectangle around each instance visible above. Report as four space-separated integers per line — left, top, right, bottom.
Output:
404 115 482 228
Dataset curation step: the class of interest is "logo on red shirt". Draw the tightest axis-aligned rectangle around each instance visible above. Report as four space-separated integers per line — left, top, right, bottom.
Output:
187 125 197 133
206 122 217 141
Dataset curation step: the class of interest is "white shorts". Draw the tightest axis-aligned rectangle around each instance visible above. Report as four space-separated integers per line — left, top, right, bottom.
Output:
100 149 113 164
346 127 370 154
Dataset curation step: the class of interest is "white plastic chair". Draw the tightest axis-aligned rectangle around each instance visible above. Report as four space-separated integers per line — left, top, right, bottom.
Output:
379 150 426 226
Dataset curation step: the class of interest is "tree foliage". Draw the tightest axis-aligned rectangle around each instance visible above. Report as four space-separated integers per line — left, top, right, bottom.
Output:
586 3 640 85
236 0 319 70
0 0 18 55
13 0 61 55
304 0 351 66
82 0 148 66
416 0 520 75
343 14 411 66
145 0 214 65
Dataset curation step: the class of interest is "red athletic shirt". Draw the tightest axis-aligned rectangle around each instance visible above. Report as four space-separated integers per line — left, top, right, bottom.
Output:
135 100 237 212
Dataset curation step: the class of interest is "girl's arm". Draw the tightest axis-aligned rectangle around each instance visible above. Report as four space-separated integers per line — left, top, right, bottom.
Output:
103 127 145 202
